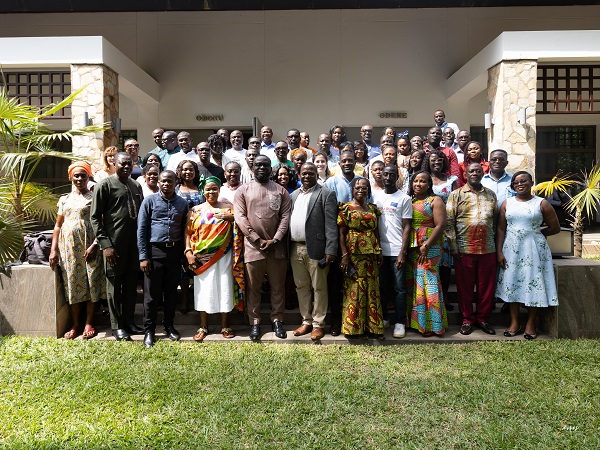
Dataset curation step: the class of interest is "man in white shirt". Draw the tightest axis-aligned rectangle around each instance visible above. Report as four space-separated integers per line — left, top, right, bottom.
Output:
289 162 338 341
166 131 200 172
373 164 413 338
455 130 471 164
240 145 259 184
434 109 459 137
224 129 246 164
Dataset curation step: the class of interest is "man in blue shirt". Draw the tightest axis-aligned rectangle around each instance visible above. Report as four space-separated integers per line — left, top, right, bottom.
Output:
481 149 516 209
323 150 363 335
361 124 381 160
137 170 189 348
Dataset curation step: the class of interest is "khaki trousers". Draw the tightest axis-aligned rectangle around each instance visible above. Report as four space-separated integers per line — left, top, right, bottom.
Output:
245 256 288 324
290 242 329 328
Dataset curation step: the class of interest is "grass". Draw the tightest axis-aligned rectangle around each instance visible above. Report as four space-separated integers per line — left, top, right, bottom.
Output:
0 338 598 449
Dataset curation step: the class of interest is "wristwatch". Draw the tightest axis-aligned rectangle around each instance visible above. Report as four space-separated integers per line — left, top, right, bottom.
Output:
272 238 279 244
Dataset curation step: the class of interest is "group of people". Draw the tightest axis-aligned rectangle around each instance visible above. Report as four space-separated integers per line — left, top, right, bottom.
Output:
48 109 561 346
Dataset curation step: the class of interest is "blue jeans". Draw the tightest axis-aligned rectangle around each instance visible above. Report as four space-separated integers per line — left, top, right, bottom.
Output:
379 255 407 324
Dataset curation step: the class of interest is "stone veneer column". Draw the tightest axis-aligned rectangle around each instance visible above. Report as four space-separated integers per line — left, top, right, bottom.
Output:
487 60 537 175
70 64 119 171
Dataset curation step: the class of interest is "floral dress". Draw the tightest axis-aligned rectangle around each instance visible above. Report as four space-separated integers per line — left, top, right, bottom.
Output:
337 202 384 336
496 196 558 307
57 192 105 304
406 196 447 335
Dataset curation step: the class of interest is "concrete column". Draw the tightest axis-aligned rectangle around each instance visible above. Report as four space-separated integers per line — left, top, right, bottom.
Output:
70 64 119 171
487 59 537 176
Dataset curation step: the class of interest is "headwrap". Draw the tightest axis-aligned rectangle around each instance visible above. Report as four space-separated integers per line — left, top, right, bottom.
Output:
68 161 92 179
199 175 222 193
290 148 307 160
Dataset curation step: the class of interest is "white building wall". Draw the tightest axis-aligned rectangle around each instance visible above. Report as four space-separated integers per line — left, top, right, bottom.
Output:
0 6 599 152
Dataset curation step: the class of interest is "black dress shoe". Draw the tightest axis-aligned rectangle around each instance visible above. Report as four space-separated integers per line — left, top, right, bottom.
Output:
459 323 473 335
272 321 287 339
164 327 181 341
143 331 155 348
112 329 132 341
477 322 496 335
125 324 144 335
249 324 261 342
330 323 341 337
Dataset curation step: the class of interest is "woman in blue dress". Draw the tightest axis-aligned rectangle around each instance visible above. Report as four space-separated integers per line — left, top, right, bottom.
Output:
496 171 561 340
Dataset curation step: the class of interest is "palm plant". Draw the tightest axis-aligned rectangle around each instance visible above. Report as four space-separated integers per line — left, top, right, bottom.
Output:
533 165 600 257
0 87 106 267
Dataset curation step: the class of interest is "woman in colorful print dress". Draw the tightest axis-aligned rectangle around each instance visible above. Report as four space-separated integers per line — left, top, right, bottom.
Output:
406 171 448 336
49 162 105 339
185 176 244 341
176 159 205 313
338 177 385 339
496 171 560 340
426 149 459 309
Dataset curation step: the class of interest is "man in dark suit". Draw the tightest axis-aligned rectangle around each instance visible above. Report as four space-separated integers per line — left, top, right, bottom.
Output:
289 162 338 341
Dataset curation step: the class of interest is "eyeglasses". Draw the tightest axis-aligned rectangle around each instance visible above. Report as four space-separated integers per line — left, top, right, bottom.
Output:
275 147 288 150
125 144 139 148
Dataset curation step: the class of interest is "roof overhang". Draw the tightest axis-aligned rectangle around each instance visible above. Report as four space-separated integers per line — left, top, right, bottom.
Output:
0 36 159 105
446 30 600 102
0 0 598 12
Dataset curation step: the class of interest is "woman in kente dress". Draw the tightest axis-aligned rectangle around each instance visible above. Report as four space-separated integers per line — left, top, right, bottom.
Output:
338 177 385 339
49 162 105 339
496 171 560 340
185 176 245 341
406 171 448 336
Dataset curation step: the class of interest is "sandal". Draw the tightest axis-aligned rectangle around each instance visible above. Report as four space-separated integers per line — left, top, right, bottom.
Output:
221 328 235 339
64 328 78 339
82 326 97 340
193 327 208 341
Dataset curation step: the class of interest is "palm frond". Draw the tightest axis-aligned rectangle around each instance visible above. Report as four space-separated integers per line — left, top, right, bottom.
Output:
0 214 26 266
0 150 90 181
533 174 576 197
566 184 600 217
20 182 60 225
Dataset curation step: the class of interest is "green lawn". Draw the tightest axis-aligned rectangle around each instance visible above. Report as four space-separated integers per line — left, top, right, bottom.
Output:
0 337 598 449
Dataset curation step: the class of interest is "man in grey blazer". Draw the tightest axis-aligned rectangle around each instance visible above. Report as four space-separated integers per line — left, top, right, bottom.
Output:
289 162 338 340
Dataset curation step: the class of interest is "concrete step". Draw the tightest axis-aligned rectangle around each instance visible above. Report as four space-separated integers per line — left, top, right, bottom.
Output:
90 321 551 344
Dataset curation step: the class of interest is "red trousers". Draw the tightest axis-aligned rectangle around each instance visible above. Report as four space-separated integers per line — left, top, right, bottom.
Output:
454 252 496 325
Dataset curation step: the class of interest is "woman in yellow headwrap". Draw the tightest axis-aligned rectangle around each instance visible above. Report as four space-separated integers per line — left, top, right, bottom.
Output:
49 161 106 339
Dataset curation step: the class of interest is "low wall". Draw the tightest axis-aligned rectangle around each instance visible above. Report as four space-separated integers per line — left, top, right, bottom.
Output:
541 257 600 339
0 264 69 337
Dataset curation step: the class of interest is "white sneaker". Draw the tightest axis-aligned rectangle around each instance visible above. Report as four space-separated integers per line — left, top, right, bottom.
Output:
383 319 390 328
393 323 406 338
